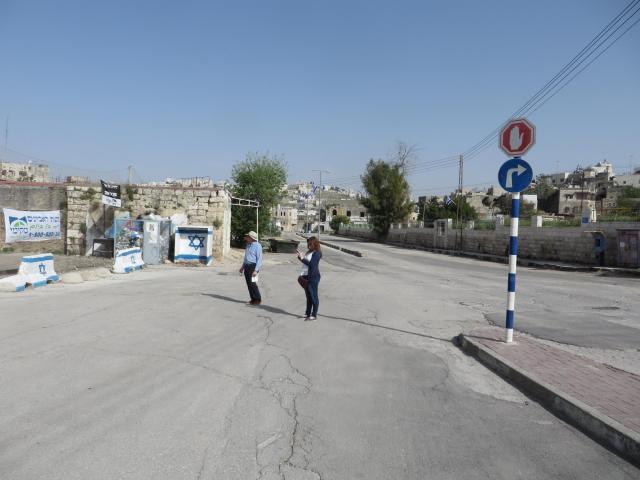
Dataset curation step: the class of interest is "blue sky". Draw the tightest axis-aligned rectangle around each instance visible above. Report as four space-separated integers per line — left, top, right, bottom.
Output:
0 0 638 195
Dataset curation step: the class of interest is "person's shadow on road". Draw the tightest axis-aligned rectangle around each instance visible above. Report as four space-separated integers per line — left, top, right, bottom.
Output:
202 293 247 304
201 293 452 343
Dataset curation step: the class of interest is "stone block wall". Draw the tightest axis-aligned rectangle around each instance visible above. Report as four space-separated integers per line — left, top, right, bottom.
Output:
66 185 231 258
339 222 640 267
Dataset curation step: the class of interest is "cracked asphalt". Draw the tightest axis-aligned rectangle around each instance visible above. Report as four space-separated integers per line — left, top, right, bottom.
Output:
0 243 638 479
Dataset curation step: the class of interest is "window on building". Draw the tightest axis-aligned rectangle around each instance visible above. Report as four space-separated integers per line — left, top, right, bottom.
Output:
360 212 365 217
346 210 351 217
332 209 337 216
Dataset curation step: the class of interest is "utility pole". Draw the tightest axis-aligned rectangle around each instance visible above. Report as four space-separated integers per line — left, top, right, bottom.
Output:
3 117 8 151
579 165 585 215
312 169 330 240
127 165 133 185
456 154 464 250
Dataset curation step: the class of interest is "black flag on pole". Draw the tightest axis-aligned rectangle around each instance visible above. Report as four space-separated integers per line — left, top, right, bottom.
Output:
100 180 122 208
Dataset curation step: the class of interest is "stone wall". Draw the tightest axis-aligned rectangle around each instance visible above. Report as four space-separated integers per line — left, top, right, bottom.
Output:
339 222 640 267
0 183 67 253
66 185 231 258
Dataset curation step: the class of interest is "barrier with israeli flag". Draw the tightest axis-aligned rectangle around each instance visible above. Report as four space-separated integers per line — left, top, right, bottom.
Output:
0 274 28 292
19 253 60 287
0 253 60 291
113 247 145 274
174 226 213 265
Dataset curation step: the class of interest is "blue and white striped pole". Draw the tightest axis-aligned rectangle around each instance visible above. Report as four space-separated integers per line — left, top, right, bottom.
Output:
505 191 520 343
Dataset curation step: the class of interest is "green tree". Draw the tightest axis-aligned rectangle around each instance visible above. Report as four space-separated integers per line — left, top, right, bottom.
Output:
492 194 537 217
524 176 555 213
420 196 477 222
360 159 413 236
230 153 287 246
329 214 350 232
617 186 640 213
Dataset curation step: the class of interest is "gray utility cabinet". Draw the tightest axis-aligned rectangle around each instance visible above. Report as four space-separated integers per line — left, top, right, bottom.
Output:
142 220 172 265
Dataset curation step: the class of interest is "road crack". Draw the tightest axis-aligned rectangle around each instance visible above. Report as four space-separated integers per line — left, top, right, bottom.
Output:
255 355 322 480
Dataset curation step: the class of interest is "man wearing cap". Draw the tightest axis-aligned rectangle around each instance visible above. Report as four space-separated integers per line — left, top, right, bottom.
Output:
239 231 262 305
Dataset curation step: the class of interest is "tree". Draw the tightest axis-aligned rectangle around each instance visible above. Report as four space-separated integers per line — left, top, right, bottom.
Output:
524 176 556 213
617 186 640 213
420 195 477 222
329 215 350 232
492 194 537 217
230 153 287 246
360 159 413 236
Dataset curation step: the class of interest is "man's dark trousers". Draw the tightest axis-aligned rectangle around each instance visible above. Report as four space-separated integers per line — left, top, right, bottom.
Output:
243 263 261 302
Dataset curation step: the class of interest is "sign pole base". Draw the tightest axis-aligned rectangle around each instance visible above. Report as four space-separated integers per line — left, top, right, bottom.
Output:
505 328 513 343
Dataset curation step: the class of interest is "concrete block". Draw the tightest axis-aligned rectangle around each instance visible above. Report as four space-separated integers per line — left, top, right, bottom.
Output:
61 272 84 284
80 267 111 281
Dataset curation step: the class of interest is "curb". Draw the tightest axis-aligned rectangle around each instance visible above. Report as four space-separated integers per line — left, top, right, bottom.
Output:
296 234 364 258
320 240 363 257
458 332 640 466
0 267 19 277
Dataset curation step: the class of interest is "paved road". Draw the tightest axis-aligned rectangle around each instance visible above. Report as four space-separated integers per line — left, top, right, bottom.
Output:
0 247 638 479
321 235 640 350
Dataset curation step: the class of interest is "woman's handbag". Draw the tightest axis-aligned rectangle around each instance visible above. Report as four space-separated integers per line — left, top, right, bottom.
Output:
297 275 309 289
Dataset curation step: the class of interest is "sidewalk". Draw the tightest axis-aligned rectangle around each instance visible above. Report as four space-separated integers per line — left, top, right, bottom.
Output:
459 326 640 466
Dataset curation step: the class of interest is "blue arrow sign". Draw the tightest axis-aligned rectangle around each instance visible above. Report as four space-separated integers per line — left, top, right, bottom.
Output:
498 157 533 193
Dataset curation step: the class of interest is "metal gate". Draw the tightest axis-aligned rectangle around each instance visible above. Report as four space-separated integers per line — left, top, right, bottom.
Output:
617 229 639 268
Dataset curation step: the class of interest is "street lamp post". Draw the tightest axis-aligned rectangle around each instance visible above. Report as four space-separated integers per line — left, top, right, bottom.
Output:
313 169 330 240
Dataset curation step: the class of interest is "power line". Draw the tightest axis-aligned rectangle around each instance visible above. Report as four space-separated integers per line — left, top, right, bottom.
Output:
462 0 640 161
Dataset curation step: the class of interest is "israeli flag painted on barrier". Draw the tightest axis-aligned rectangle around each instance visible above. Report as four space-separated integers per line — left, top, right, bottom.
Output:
18 253 60 287
113 248 144 274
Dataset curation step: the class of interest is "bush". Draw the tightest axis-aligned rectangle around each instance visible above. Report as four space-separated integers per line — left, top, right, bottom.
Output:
330 215 350 232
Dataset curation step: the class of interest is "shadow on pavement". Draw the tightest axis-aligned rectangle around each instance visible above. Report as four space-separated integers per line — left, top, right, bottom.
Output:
201 293 247 304
202 293 452 343
327 315 454 343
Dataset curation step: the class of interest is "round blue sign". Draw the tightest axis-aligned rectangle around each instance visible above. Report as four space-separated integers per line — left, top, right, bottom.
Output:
498 158 533 193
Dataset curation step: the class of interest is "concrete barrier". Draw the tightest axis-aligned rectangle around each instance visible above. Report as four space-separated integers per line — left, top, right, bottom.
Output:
0 253 59 291
0 274 28 292
113 248 145 274
18 253 59 287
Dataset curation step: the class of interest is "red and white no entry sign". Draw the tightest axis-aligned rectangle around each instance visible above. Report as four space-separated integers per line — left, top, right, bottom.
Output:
499 118 535 157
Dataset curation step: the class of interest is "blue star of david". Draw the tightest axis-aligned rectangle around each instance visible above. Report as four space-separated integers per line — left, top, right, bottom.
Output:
188 235 205 250
39 263 47 274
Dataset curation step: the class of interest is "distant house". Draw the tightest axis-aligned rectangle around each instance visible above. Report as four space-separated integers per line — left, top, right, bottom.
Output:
612 170 640 188
552 186 595 215
0 161 49 183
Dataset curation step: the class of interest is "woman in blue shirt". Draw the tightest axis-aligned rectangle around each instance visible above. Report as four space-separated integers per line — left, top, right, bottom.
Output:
296 236 322 320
